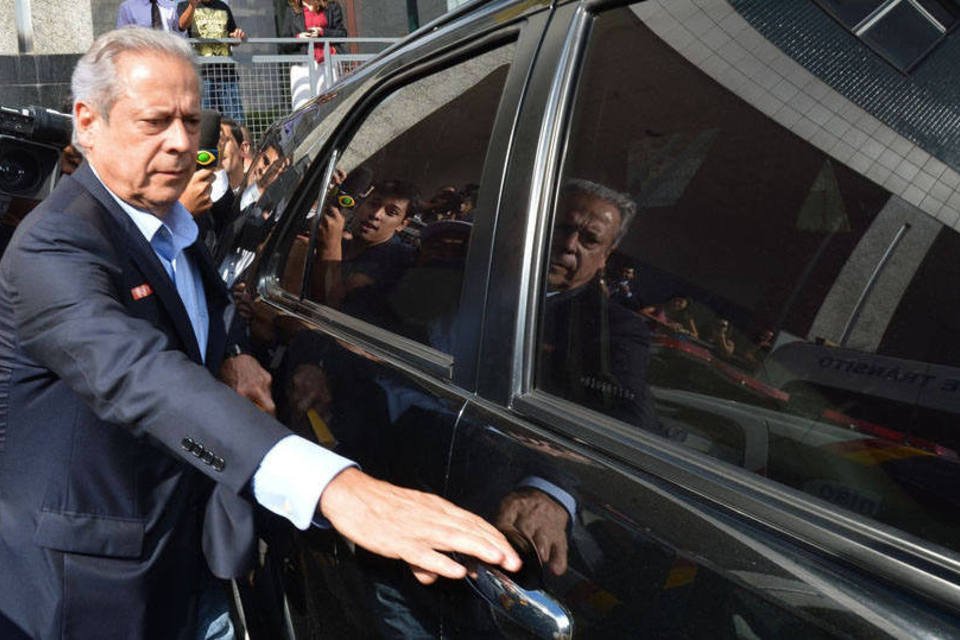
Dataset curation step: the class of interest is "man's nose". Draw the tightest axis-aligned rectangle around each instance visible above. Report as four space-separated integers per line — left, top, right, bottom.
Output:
561 231 579 252
370 207 385 220
165 119 193 152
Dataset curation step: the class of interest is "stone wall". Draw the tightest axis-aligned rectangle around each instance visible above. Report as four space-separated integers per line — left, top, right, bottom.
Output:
0 54 80 110
0 3 18 55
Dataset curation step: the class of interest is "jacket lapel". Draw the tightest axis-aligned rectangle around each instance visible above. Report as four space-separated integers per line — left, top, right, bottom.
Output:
72 164 204 363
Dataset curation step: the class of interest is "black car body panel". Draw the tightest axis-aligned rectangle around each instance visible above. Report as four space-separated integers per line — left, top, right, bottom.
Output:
221 0 960 637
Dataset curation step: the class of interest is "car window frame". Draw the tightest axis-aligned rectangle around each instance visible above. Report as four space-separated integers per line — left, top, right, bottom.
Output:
495 0 960 612
256 7 548 388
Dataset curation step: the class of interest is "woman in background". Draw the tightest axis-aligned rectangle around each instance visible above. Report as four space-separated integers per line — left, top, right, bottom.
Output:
281 0 348 109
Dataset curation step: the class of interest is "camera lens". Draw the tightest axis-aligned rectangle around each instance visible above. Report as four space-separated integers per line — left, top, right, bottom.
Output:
0 148 41 195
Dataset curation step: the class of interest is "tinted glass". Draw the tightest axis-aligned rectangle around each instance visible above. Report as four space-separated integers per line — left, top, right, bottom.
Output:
815 0 885 26
293 45 515 352
862 2 943 70
535 5 960 552
916 0 958 26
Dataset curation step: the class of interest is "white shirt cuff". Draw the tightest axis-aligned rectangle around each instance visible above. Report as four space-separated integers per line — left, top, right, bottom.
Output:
252 434 356 530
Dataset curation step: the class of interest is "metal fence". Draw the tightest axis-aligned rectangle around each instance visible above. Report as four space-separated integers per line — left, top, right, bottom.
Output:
189 37 399 143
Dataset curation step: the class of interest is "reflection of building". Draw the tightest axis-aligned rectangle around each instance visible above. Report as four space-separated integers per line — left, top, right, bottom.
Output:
604 1 960 363
0 0 455 110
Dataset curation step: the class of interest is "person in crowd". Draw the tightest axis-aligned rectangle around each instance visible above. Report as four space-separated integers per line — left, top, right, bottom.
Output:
178 0 247 122
312 178 419 314
58 143 84 176
0 29 519 640
117 0 182 32
280 0 348 109
643 295 698 337
609 264 641 311
458 183 479 221
179 166 217 218
238 122 254 173
744 328 774 368
540 178 661 433
709 318 737 357
422 186 461 223
219 116 246 193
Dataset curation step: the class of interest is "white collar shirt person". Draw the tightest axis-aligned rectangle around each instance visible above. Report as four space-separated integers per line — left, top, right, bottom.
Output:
0 27 518 640
117 0 184 33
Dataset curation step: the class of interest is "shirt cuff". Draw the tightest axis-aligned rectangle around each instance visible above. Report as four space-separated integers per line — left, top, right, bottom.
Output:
252 434 356 530
518 476 577 523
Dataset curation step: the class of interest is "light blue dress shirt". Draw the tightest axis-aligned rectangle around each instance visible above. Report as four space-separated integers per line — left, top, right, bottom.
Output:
116 0 183 33
96 169 351 530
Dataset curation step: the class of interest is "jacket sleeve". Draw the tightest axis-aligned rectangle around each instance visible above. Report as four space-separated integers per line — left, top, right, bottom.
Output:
324 3 348 39
278 8 306 54
3 210 292 496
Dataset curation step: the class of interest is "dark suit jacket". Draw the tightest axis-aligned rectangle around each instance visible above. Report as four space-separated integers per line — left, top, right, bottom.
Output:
539 278 663 435
279 2 347 54
0 163 290 639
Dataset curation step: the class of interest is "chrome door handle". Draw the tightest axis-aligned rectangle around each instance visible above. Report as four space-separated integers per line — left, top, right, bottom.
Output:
465 561 573 640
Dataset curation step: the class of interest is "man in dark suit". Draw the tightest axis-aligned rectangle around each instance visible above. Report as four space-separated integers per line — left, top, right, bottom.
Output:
539 179 661 433
0 28 518 640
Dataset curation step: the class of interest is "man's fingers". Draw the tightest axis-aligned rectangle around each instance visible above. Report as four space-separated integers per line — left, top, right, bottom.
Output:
405 552 466 584
410 567 440 585
319 469 522 578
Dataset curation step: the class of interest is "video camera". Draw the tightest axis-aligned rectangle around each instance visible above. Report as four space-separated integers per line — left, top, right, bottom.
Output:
0 106 73 201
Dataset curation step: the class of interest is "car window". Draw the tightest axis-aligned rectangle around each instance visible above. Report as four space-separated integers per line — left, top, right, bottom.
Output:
534 4 960 552
281 44 515 354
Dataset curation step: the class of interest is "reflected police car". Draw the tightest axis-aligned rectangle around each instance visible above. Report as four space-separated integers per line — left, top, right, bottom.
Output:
220 0 960 637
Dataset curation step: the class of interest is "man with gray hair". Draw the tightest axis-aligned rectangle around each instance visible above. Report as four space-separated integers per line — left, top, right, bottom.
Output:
539 178 661 433
0 28 518 640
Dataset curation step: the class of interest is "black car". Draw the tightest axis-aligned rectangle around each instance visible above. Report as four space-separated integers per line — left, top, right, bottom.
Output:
220 0 960 637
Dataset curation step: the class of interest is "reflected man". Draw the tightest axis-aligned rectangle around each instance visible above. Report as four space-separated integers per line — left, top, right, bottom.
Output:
540 179 661 432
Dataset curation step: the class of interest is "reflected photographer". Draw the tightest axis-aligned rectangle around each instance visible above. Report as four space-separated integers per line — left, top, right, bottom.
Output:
0 105 74 256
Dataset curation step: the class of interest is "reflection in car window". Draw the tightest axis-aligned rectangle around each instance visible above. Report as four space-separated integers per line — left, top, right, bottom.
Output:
536 4 960 552
290 45 515 353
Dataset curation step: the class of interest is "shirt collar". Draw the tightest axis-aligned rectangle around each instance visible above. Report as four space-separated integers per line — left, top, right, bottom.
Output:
89 163 199 255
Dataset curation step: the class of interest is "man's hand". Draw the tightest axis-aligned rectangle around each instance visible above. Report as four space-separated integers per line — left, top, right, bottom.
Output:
317 204 346 259
495 488 569 576
229 27 246 40
179 168 214 217
319 467 522 585
219 353 275 415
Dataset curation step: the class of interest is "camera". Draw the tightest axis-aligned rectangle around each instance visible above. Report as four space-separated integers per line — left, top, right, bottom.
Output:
0 106 73 201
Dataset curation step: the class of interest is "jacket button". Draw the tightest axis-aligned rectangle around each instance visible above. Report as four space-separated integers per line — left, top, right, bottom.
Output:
181 437 195 452
212 457 225 472
201 450 215 465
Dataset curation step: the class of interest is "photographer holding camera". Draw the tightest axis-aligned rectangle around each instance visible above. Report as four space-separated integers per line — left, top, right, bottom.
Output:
0 105 75 257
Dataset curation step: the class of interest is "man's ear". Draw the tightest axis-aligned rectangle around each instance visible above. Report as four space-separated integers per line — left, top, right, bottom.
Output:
74 101 99 151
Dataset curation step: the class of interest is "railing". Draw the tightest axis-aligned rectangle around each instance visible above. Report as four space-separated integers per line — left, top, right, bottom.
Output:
187 37 400 143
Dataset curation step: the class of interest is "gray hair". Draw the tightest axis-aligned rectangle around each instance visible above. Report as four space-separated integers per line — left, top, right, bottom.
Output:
71 27 198 147
561 178 637 246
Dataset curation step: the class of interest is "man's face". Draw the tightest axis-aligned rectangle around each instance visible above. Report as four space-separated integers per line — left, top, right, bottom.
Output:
354 194 410 246
547 191 621 291
75 52 200 216
219 123 243 187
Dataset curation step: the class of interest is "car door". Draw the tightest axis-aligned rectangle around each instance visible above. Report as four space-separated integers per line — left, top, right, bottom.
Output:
443 0 960 637
222 2 554 638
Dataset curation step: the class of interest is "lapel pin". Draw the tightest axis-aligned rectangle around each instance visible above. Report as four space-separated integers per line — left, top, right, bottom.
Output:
130 283 154 301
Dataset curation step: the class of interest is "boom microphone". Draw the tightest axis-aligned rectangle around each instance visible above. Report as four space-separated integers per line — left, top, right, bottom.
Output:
197 109 221 170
